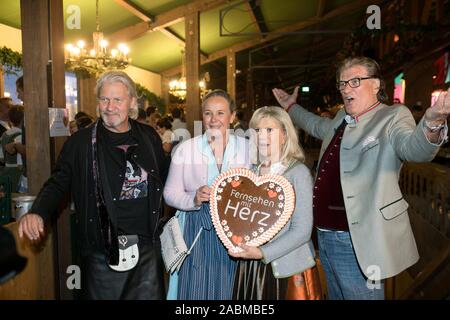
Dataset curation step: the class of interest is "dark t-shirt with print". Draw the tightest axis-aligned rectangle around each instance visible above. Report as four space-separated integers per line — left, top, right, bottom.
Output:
99 123 150 237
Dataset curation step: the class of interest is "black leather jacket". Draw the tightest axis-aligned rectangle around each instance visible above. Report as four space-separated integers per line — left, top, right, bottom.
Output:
31 119 167 256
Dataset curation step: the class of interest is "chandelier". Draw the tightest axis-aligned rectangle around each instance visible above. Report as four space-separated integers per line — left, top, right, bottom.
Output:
64 0 130 75
169 50 208 100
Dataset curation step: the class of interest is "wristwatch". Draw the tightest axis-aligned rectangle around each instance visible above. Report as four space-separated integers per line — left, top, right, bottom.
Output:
423 119 446 133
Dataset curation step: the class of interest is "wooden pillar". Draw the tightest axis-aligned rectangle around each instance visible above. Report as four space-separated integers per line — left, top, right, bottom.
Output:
227 49 236 103
77 74 97 118
378 34 384 59
48 0 72 300
20 0 51 197
246 68 255 111
161 75 170 109
185 10 200 136
20 0 58 299
406 0 420 44
49 0 67 161
404 58 434 112
410 0 419 25
421 0 433 25
435 0 444 22
384 32 392 55
384 277 395 300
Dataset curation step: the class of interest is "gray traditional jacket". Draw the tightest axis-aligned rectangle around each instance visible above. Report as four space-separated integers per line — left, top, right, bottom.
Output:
289 103 446 279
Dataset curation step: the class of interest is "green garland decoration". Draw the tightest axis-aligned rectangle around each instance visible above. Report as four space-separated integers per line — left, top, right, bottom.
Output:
0 46 22 75
136 83 166 113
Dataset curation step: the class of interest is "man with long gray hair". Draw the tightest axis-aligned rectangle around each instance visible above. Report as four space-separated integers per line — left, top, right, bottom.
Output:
18 71 167 299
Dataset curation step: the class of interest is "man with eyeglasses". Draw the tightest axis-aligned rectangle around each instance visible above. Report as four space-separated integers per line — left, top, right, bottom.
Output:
18 71 167 299
273 56 449 300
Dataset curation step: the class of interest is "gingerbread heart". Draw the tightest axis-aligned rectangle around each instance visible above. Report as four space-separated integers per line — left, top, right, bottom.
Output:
210 168 295 253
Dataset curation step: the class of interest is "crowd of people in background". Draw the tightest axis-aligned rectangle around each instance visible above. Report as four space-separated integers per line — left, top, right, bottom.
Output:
0 78 27 192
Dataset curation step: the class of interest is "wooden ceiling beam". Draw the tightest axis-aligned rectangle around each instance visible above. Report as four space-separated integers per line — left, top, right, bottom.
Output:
158 28 185 46
278 71 323 86
108 21 150 43
245 36 341 72
113 0 153 22
113 0 210 59
316 0 327 17
158 28 209 59
244 0 268 35
109 0 230 42
153 0 230 30
255 39 342 67
163 0 385 77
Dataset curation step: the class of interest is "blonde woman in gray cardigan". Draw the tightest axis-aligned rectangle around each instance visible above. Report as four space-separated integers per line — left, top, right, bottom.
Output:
229 106 316 300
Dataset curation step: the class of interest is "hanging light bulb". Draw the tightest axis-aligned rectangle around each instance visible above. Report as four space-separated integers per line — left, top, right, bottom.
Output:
169 49 209 100
64 0 130 75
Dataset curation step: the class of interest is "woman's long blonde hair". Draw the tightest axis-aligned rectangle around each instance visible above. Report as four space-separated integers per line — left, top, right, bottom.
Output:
249 106 305 166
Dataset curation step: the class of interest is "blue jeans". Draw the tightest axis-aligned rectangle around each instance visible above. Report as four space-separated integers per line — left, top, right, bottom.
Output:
317 229 384 300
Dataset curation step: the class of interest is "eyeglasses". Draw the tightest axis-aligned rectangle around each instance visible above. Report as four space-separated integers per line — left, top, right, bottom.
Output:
336 77 376 90
98 97 125 106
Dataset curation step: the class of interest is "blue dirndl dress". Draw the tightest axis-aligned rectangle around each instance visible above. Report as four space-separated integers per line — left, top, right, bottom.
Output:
166 133 242 300
177 203 237 299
